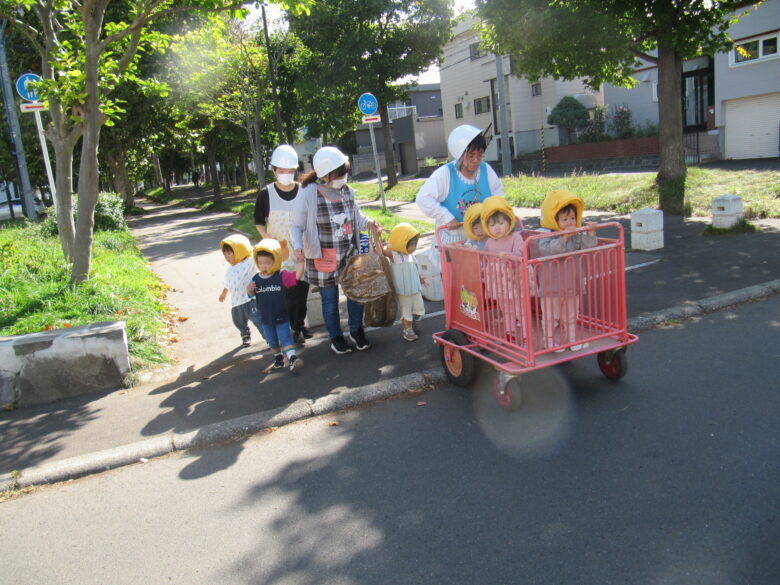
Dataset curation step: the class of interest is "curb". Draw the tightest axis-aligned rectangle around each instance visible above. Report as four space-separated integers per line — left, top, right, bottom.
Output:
3 279 778 492
0 369 446 492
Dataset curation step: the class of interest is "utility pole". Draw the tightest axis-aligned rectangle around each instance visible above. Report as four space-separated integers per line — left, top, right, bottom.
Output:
495 53 512 177
0 20 37 219
261 3 285 141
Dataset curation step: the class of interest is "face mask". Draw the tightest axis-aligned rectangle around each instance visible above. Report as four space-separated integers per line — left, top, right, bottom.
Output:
330 177 347 189
275 172 294 186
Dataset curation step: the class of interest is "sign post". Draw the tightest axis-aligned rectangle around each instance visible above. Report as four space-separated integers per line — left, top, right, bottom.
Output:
358 92 386 211
0 23 37 219
16 73 55 211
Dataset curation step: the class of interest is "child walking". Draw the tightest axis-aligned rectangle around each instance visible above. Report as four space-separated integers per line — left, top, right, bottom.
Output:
463 203 487 249
248 238 305 371
536 190 598 352
219 234 264 348
384 223 426 342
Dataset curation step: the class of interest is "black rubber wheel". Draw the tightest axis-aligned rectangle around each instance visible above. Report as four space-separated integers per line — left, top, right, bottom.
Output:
597 348 628 380
494 376 523 411
440 329 477 387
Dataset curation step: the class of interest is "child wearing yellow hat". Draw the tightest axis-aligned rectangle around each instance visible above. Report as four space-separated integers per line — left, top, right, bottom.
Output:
536 190 598 352
248 238 305 371
218 234 265 348
463 203 487 250
384 223 427 341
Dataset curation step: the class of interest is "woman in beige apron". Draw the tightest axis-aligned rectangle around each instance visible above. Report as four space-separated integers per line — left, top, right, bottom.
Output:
254 145 310 346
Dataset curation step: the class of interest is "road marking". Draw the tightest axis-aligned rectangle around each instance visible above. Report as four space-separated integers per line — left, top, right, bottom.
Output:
626 258 662 271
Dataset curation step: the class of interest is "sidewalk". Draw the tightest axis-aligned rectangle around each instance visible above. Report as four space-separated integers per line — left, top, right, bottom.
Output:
1 192 779 489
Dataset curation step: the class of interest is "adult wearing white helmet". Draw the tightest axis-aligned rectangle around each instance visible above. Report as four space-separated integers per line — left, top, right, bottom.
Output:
291 146 382 355
415 124 504 242
254 144 310 345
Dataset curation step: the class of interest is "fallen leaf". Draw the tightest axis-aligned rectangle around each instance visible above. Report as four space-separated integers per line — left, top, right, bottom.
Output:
329 421 340 427
177 316 189 322
63 322 72 328
168 336 180 343
267 427 278 433
416 401 428 407
43 324 53 331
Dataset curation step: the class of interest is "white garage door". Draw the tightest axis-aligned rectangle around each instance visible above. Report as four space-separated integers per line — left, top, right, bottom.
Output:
725 93 780 159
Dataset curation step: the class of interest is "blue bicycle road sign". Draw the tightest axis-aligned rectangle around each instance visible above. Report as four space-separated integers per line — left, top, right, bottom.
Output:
358 92 378 115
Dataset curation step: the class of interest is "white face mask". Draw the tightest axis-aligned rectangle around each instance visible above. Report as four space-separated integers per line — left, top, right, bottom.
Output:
330 177 347 189
275 172 294 186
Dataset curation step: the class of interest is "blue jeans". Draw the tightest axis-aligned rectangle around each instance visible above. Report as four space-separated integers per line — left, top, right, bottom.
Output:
319 285 364 339
231 301 264 339
261 321 295 350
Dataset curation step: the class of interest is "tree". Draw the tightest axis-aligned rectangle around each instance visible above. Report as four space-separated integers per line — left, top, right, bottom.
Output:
288 0 452 187
1 0 311 283
477 0 749 214
547 96 589 145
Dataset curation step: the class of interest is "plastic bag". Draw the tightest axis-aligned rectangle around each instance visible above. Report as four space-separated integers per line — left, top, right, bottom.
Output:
339 231 392 303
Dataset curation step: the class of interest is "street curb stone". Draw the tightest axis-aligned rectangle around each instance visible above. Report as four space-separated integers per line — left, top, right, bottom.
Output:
1 285 776 492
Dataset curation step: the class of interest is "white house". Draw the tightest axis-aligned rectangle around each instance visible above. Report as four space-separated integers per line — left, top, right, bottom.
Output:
439 16 601 158
604 0 780 160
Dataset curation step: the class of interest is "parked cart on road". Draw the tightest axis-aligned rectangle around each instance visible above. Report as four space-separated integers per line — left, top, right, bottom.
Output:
432 221 638 410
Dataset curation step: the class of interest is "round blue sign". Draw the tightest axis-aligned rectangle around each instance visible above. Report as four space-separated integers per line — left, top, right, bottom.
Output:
16 73 42 102
358 92 378 115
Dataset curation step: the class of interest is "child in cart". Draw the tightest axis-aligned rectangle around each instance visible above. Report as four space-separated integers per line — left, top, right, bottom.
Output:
383 223 427 342
219 234 265 348
247 239 305 371
535 190 598 352
480 196 527 342
463 203 487 249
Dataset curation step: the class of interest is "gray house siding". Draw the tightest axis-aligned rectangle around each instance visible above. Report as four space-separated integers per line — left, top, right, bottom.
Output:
714 0 780 116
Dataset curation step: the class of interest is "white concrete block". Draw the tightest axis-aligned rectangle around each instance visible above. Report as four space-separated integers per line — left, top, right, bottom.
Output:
712 194 744 229
630 208 664 233
631 230 664 251
630 208 664 251
712 194 743 216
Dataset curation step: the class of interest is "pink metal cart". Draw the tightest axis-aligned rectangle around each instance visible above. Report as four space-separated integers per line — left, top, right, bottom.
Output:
432 221 638 410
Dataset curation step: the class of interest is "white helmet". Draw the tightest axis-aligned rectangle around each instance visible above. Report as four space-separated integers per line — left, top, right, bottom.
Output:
448 124 483 160
313 146 349 178
270 145 298 169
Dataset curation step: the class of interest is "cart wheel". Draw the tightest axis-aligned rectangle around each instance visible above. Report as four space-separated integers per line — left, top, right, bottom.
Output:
494 375 522 411
440 329 476 387
597 348 628 380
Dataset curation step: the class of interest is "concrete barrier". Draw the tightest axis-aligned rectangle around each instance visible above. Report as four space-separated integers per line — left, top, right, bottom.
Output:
0 321 131 408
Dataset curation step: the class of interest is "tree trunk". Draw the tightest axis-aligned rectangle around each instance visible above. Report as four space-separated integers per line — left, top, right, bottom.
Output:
251 114 266 189
206 137 221 202
239 153 248 190
152 154 164 187
379 102 398 187
106 148 133 208
656 41 687 215
71 5 106 284
51 139 76 261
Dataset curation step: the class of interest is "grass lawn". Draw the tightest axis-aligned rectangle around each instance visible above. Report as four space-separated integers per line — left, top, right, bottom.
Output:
352 167 780 219
0 221 172 373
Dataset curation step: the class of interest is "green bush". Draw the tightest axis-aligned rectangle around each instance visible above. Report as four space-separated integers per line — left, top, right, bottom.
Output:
92 191 127 231
37 191 127 235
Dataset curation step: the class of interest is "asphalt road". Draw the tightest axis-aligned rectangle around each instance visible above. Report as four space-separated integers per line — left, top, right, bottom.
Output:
3 295 778 585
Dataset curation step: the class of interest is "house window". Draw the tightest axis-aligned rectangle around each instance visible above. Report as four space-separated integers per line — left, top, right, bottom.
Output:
454 102 463 119
474 96 490 115
732 33 779 65
469 42 484 60
531 83 542 96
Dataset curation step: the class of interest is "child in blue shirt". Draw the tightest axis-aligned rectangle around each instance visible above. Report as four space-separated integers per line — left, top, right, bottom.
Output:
248 239 305 372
